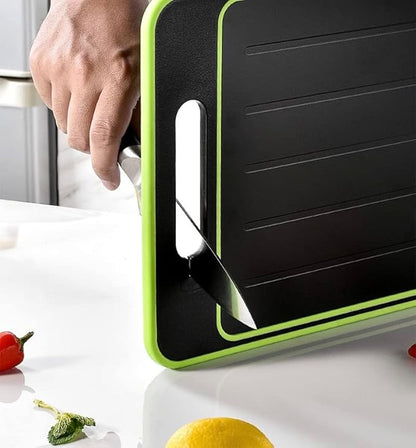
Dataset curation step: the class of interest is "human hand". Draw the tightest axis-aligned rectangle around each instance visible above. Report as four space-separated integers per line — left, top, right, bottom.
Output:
30 0 147 190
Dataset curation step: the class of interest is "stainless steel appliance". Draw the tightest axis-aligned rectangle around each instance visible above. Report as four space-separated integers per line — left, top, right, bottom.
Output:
0 0 57 204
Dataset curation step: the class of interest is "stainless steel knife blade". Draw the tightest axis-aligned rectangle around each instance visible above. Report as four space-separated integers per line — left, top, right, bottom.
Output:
118 128 257 329
176 201 257 329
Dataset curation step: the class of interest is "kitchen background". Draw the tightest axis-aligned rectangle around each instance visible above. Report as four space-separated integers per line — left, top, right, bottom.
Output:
0 1 141 214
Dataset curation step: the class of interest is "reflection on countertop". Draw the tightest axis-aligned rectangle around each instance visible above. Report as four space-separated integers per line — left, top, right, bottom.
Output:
0 368 34 403
143 308 416 448
37 431 121 448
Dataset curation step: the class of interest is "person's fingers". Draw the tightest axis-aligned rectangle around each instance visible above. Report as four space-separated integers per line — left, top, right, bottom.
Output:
51 86 71 133
66 90 100 153
90 85 139 190
29 50 53 109
32 76 52 110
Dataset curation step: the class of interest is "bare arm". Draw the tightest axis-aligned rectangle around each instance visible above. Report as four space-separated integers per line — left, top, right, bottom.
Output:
30 0 147 190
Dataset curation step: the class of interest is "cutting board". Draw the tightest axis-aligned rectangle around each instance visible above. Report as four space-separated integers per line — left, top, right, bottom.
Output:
140 0 416 368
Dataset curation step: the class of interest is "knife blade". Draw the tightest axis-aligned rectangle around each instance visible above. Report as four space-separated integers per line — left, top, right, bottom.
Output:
118 127 257 329
176 201 257 329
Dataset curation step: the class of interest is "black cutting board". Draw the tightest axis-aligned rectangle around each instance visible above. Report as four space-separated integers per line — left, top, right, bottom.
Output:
141 0 416 368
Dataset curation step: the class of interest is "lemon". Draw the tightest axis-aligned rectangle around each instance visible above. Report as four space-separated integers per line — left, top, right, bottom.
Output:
165 417 274 448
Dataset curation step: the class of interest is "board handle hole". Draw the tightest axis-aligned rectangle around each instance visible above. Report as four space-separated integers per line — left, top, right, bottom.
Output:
175 100 206 258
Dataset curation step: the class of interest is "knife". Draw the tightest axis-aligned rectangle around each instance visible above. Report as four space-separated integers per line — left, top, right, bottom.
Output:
118 127 257 330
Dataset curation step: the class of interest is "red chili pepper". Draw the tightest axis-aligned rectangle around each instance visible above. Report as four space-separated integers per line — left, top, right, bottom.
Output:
0 331 34 372
409 344 416 359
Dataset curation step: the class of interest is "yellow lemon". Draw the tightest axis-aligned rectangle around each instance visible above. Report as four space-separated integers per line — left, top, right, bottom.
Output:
165 417 274 448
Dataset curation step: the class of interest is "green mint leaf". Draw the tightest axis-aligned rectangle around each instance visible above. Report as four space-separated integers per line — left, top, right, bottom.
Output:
67 413 96 427
34 399 96 446
48 420 84 446
51 414 73 438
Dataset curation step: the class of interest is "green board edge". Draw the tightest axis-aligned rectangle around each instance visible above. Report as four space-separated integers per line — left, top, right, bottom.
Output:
141 0 174 368
216 290 416 341
216 0 244 256
142 0 416 369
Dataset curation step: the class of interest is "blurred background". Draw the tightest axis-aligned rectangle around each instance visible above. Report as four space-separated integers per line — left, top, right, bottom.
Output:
0 1 137 214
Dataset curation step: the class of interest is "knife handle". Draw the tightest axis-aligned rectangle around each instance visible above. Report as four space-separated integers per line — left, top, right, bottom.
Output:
118 125 141 169
118 126 142 213
119 125 140 153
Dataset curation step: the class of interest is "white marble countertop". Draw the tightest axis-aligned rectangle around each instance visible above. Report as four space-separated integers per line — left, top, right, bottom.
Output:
0 199 415 448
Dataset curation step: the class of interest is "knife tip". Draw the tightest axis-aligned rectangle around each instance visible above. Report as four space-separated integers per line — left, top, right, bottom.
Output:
238 306 257 330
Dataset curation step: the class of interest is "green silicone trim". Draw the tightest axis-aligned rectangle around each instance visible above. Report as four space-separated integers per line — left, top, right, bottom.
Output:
141 0 176 369
217 289 416 341
217 0 244 257
142 0 416 369
142 0 252 369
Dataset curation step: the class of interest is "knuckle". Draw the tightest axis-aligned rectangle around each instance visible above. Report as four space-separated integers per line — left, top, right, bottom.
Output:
30 46 62 80
90 120 118 146
49 54 65 77
73 52 94 79
29 47 42 73
112 52 139 82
